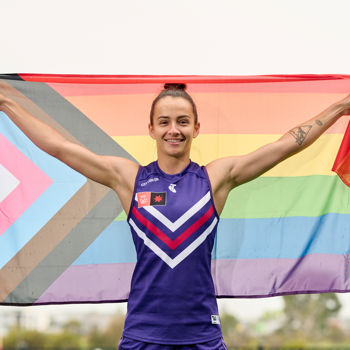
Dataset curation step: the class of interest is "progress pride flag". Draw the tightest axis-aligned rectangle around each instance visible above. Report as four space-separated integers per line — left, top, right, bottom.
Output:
0 73 349 305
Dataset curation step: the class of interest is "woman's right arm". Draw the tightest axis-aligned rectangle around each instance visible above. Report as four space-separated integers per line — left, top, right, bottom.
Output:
0 94 139 202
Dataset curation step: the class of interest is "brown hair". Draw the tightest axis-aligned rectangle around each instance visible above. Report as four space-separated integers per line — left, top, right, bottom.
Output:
149 83 198 125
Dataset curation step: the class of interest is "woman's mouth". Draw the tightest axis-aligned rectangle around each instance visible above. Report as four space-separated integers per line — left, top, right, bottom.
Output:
164 138 185 144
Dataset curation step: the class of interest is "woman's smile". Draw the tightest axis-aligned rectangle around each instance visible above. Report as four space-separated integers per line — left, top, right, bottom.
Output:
163 137 185 144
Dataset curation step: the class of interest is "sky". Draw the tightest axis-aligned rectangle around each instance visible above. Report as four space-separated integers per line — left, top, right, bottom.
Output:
2 0 350 75
1 0 350 323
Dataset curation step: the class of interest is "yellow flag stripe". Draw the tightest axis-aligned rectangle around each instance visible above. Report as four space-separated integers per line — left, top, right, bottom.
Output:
112 134 342 177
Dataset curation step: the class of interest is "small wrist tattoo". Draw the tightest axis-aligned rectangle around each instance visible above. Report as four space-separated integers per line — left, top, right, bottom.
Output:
315 120 323 126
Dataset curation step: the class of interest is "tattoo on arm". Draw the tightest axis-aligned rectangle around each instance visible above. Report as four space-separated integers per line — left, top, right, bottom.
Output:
315 119 323 126
288 125 312 146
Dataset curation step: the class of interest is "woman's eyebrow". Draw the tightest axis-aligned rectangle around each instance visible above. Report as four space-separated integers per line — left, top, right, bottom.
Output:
157 115 190 120
177 115 190 119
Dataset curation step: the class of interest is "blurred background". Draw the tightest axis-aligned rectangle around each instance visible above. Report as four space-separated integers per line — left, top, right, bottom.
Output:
1 294 349 349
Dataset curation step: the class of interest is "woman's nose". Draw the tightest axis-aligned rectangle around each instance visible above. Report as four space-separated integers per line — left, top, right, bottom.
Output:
168 122 180 134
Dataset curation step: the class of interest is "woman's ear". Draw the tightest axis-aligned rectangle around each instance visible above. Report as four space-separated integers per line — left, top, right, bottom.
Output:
148 123 155 139
193 122 200 138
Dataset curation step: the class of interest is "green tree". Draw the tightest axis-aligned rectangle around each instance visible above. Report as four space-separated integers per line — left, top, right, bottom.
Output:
3 326 48 350
280 293 342 341
220 312 254 348
46 319 84 350
62 319 83 335
221 312 239 339
87 325 108 349
46 331 83 350
87 312 125 349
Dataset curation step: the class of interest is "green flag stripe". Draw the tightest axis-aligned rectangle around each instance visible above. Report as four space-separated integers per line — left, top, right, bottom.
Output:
114 175 349 220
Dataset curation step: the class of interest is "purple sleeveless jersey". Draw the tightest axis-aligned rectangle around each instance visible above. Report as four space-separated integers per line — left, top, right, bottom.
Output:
123 161 222 344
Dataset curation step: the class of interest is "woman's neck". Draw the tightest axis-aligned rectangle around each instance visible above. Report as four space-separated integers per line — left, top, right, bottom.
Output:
156 155 190 175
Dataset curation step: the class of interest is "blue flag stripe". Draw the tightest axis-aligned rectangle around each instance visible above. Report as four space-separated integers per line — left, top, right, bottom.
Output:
72 212 350 265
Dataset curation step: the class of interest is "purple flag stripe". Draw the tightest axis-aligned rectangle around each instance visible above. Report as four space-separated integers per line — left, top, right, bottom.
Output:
35 263 135 304
212 254 350 298
35 253 350 303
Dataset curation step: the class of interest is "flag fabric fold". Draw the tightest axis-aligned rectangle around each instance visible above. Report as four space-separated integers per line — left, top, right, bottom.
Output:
0 73 350 306
332 120 350 187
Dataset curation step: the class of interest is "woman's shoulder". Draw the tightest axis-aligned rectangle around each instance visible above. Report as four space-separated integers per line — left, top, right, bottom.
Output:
137 161 159 180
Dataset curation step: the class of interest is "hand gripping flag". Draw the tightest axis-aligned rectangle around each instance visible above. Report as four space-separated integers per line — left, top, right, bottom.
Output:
0 74 350 306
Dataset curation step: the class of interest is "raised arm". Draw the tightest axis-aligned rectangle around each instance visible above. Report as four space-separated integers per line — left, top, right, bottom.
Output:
206 94 350 214
0 94 139 212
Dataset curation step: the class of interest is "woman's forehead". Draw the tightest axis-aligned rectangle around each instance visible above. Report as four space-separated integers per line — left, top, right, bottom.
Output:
154 96 193 114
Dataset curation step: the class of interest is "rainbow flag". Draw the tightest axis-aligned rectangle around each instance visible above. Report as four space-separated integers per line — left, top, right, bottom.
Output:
0 74 350 305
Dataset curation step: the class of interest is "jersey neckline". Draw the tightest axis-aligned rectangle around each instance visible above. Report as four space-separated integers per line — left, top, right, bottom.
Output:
155 160 193 179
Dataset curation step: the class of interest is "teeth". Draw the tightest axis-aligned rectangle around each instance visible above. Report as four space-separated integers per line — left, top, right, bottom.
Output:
166 139 183 142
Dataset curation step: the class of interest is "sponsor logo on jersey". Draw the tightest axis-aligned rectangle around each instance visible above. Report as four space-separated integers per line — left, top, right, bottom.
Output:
211 315 220 324
168 184 176 193
137 192 166 207
140 177 159 187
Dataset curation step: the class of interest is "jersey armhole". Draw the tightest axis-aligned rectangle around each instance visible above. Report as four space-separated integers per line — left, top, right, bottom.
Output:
202 166 220 219
126 165 142 222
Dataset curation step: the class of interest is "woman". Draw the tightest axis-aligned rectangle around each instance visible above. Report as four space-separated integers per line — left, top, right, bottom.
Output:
1 83 350 349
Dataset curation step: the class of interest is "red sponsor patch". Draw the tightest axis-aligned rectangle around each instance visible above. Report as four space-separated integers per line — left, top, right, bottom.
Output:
137 192 166 208
137 192 151 207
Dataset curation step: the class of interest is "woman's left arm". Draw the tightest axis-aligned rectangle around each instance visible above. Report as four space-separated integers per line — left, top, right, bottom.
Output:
206 95 350 214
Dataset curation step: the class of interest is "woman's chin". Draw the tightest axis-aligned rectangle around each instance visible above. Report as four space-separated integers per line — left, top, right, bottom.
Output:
164 148 187 159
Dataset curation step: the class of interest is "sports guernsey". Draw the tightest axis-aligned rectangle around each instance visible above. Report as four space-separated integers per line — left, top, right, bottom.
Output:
123 161 222 344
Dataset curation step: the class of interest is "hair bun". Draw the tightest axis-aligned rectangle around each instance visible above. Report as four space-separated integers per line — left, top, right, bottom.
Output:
164 83 187 91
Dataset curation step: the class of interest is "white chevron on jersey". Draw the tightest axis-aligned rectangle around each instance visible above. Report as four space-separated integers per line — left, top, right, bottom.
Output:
129 217 218 269
135 191 211 232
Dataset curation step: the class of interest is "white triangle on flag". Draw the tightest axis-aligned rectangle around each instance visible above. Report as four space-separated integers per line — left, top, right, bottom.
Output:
0 164 20 203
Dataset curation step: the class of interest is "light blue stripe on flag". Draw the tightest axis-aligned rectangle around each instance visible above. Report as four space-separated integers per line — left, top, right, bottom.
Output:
72 213 350 265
